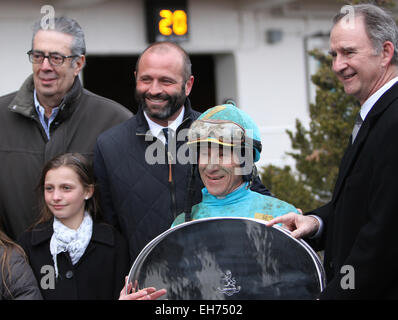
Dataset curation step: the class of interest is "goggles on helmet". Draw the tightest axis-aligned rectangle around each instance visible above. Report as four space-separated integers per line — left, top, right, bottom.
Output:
187 120 248 147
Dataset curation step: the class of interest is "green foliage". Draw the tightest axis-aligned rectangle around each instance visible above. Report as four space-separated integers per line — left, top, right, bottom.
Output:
287 50 359 202
260 165 323 213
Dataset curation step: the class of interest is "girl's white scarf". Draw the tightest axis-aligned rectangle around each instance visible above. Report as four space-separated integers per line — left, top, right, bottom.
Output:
50 212 93 278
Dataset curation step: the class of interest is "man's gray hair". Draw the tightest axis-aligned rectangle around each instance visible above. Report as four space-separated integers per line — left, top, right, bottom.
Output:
333 3 398 65
31 16 86 64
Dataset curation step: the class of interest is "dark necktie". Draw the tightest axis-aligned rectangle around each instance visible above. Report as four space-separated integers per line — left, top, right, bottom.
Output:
351 113 363 144
162 127 169 146
162 127 177 219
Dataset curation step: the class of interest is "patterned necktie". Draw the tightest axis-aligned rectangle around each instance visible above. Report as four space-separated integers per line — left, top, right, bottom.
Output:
351 113 363 144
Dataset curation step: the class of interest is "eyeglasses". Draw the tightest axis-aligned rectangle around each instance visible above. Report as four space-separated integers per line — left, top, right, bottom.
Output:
27 50 78 66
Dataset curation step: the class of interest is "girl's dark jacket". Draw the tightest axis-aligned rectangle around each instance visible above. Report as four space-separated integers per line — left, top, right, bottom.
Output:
18 220 129 300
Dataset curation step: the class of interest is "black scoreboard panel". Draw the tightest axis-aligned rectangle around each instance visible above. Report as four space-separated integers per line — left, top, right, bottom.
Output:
145 0 189 43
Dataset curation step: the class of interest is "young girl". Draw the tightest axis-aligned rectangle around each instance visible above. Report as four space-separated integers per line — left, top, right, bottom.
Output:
18 153 130 300
0 229 42 299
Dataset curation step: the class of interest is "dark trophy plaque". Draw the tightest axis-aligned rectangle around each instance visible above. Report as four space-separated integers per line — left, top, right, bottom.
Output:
127 217 325 299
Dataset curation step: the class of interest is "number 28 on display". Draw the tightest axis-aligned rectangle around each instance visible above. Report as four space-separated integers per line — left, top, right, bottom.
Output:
158 9 188 36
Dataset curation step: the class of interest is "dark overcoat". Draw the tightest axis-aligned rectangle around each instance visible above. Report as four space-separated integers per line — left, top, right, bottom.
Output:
310 82 398 299
18 221 130 300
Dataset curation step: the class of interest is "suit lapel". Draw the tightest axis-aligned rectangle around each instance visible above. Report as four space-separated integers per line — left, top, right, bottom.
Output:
332 82 398 202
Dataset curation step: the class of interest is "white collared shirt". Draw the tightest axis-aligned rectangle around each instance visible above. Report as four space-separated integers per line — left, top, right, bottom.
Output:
143 107 185 144
359 76 398 121
34 89 60 139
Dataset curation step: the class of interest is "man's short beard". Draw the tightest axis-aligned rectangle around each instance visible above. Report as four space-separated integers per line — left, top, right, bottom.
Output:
136 87 187 120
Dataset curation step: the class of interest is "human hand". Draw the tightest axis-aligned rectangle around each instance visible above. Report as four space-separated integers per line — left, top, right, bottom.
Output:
119 277 167 300
265 210 320 239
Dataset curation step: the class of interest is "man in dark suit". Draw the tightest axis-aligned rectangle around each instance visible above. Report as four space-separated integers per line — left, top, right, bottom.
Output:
267 4 398 299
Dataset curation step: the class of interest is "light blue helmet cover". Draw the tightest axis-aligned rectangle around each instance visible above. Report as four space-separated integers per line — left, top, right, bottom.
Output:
197 104 262 162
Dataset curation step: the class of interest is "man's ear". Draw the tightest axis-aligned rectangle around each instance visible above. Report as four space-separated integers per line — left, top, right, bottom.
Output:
73 55 85 76
381 41 395 67
184 75 194 96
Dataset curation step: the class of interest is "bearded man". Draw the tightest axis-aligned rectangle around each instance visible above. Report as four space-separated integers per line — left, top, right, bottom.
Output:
94 42 270 262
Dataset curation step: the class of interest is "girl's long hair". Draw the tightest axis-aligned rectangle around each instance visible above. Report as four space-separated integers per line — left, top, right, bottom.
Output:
0 229 27 298
34 153 101 227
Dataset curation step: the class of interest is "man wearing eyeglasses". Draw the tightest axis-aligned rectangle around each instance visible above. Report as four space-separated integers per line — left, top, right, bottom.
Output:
0 16 132 240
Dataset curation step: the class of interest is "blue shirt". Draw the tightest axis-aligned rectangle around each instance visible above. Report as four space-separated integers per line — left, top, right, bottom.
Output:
34 89 60 139
172 182 299 227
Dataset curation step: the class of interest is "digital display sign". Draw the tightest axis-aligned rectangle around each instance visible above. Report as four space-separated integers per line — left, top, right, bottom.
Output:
145 0 189 43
